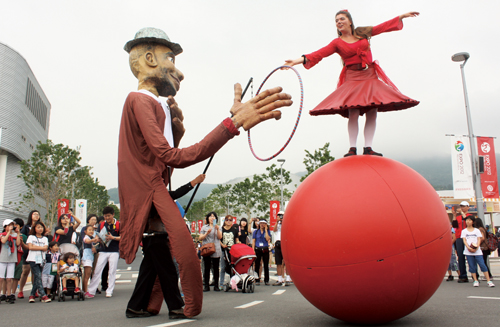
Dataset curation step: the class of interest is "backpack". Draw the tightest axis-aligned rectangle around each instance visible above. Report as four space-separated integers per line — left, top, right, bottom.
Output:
99 220 120 234
486 232 499 251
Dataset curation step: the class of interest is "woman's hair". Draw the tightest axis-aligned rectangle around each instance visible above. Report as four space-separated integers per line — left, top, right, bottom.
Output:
29 221 47 236
335 10 373 40
252 217 259 229
205 211 218 225
474 218 485 229
87 214 97 223
451 220 459 229
27 210 40 226
14 218 24 228
224 215 233 224
239 218 248 231
57 214 68 228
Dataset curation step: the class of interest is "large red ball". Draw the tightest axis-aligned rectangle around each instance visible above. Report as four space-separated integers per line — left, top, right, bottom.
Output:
282 156 451 324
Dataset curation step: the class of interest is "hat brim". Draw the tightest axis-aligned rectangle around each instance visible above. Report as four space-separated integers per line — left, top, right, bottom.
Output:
124 37 183 55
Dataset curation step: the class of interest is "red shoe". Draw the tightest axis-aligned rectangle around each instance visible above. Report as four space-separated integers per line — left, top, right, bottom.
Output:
35 291 39 298
75 287 81 293
41 295 51 303
29 296 35 303
63 288 68 293
17 291 24 299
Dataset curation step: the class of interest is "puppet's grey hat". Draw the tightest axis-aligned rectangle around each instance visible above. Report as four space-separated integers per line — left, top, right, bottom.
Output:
124 27 183 55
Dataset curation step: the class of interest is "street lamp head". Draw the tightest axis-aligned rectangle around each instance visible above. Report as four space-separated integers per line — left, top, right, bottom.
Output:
451 52 470 63
278 159 286 163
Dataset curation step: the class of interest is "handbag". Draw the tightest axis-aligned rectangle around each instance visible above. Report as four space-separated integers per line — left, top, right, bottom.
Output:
200 242 216 257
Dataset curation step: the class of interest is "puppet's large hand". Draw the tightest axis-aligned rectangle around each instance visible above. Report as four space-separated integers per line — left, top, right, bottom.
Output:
230 84 292 131
168 96 185 147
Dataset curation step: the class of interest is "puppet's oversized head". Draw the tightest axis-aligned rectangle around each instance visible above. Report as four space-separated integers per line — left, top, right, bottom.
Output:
124 27 184 97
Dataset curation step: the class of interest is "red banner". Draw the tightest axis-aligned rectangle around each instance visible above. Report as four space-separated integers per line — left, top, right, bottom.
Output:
191 221 196 233
57 199 69 219
269 201 280 231
232 216 237 225
197 220 203 233
477 137 499 199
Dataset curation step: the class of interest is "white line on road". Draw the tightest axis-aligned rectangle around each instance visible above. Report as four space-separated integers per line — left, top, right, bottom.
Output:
146 320 196 327
235 300 264 309
115 280 132 283
468 296 500 300
132 273 138 278
127 267 132 271
273 290 286 295
116 274 121 279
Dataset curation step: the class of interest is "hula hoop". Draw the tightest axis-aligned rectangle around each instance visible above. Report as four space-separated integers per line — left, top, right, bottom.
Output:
248 65 303 161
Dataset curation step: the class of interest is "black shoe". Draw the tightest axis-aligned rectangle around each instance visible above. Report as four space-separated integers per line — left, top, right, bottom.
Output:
457 278 469 283
446 275 454 281
8 295 15 303
213 286 220 292
264 282 270 286
0 294 6 302
203 286 210 292
344 147 357 157
96 289 102 294
169 309 189 320
126 308 152 318
363 147 383 156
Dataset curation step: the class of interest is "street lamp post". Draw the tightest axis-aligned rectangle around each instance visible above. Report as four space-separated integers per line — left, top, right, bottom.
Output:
451 52 485 220
70 167 85 210
278 159 286 209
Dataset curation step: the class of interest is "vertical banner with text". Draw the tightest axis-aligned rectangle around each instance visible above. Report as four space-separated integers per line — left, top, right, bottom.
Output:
451 136 474 199
57 199 69 219
270 201 280 231
75 199 87 230
191 221 196 233
477 137 499 199
197 220 203 233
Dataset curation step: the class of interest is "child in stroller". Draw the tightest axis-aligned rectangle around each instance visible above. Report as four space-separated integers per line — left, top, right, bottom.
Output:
223 243 256 293
57 244 84 301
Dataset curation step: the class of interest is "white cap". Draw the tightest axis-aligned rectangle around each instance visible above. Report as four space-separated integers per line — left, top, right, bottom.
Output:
460 201 470 206
2 219 14 227
278 211 284 215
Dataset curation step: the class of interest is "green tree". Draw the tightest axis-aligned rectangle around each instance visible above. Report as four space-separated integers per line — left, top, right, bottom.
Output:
205 184 232 219
231 177 259 219
107 203 120 220
301 142 335 182
72 168 110 218
15 140 84 230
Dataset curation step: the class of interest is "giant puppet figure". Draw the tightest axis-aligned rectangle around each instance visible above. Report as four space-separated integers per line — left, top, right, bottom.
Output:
118 28 292 319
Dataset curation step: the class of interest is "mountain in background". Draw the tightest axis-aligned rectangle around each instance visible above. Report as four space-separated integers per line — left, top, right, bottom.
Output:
107 154 500 206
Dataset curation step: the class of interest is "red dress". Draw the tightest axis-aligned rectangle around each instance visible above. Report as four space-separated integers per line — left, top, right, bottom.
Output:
304 16 419 118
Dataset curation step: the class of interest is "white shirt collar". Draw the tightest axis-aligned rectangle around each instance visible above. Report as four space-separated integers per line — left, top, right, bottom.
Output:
134 89 174 148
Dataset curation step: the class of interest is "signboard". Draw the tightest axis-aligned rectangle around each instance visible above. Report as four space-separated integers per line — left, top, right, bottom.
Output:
269 201 280 231
57 199 69 219
75 199 87 231
232 216 237 225
191 221 196 233
451 136 474 199
197 220 203 233
477 137 499 199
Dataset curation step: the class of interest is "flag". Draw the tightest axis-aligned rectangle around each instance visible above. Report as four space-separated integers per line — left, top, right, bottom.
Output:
477 137 499 199
451 136 474 198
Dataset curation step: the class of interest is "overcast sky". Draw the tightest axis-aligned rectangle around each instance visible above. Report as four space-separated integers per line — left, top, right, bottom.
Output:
1 0 499 190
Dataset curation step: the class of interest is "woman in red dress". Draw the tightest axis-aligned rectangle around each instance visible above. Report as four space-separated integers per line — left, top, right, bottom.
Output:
285 10 419 157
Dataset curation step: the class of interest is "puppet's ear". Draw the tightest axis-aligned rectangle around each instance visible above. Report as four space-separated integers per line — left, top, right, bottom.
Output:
144 51 158 68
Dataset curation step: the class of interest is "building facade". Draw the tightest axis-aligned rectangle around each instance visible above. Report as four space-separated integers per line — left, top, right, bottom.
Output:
0 42 51 225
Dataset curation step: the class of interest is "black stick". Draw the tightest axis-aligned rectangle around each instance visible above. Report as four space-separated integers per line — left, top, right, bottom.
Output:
183 77 253 217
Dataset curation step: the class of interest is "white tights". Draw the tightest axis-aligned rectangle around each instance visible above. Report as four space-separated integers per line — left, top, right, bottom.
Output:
348 108 377 148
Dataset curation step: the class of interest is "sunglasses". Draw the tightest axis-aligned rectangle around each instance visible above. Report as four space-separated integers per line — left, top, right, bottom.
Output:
225 218 233 221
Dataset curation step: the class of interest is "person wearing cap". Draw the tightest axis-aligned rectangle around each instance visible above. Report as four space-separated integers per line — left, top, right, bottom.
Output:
272 211 292 286
0 219 22 303
460 215 495 287
252 219 272 285
118 27 292 319
453 201 473 283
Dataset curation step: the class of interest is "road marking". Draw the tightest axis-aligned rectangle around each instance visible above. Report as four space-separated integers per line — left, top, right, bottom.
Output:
132 273 138 278
116 274 121 279
235 300 264 309
273 290 286 295
127 267 132 271
468 296 500 300
146 320 196 327
115 280 132 283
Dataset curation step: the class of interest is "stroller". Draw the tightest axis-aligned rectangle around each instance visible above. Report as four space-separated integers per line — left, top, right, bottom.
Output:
57 243 85 302
223 243 256 293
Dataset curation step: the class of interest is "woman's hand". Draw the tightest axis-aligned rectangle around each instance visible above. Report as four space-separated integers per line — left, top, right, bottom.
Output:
206 228 212 235
283 58 304 68
399 12 419 20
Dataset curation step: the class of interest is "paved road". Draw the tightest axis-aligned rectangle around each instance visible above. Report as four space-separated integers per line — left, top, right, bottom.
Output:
2 254 499 327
